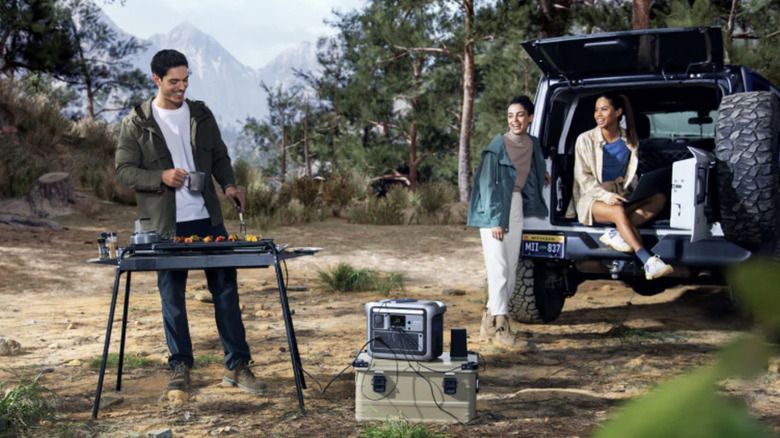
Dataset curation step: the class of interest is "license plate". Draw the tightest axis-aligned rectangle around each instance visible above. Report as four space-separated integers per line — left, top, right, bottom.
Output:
521 234 565 259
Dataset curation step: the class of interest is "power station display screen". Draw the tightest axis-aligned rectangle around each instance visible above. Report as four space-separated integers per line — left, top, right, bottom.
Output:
390 315 406 328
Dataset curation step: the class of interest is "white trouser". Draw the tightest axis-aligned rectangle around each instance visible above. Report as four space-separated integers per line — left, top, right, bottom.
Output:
480 192 524 316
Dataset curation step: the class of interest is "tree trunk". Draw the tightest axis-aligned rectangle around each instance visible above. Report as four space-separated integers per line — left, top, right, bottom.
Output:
725 0 740 64
281 124 287 184
632 0 651 30
457 0 475 202
26 172 75 217
536 0 570 38
409 122 418 192
304 102 311 178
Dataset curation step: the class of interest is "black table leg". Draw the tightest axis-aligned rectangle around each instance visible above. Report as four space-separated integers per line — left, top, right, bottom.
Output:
92 268 123 419
116 271 132 391
273 250 306 413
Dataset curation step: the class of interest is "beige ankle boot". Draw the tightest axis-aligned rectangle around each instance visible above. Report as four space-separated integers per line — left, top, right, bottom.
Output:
480 310 497 340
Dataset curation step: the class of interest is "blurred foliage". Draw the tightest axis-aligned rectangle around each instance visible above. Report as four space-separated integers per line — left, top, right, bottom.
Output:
358 417 447 438
595 258 780 438
413 180 457 225
0 371 56 437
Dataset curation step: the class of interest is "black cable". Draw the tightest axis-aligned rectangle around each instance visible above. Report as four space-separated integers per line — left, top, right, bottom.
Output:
376 328 471 425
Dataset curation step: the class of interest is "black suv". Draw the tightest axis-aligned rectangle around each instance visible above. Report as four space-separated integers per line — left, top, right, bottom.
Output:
509 27 780 323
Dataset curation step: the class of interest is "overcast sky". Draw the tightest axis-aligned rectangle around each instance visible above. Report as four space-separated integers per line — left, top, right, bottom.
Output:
100 0 365 70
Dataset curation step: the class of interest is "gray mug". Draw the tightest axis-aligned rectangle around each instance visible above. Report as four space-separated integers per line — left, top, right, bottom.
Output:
187 171 206 192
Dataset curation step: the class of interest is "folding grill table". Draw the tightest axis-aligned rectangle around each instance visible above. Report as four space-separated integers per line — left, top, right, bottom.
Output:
89 239 315 418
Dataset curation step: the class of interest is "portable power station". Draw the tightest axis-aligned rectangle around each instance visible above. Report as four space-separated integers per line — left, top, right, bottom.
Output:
365 299 445 361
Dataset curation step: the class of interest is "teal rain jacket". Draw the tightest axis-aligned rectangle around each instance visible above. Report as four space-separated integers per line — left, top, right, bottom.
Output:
466 133 548 232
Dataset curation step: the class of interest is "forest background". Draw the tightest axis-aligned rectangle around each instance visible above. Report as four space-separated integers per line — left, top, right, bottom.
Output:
2 0 780 226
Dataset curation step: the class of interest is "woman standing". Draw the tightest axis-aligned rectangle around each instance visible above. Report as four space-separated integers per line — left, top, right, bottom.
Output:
567 92 673 280
467 95 549 348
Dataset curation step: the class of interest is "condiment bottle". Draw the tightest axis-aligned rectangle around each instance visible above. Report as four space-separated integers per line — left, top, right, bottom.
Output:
97 237 108 259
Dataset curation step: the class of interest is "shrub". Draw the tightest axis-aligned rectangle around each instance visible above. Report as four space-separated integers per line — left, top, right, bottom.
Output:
317 263 405 295
318 263 377 293
290 176 320 208
323 173 358 217
0 79 70 199
232 159 256 189
347 191 406 225
0 371 56 435
386 184 411 210
372 272 405 297
359 418 447 438
414 181 457 225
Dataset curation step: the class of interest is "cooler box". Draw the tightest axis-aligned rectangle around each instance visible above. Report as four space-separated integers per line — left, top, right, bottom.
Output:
353 351 478 423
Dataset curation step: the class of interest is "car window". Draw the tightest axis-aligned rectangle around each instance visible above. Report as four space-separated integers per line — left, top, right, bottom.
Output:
646 111 716 139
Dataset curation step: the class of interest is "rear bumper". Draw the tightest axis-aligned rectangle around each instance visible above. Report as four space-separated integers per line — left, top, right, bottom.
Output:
526 230 752 267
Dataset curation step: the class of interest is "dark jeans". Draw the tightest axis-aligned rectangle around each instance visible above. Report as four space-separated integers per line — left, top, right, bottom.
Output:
157 218 251 370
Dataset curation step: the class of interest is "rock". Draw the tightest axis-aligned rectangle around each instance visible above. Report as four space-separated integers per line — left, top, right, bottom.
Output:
0 337 21 356
147 429 173 438
442 288 466 296
167 390 188 406
626 355 647 368
67 359 82 367
48 343 59 349
769 357 780 374
23 320 37 325
66 323 76 330
101 394 124 408
287 285 307 292
194 291 213 303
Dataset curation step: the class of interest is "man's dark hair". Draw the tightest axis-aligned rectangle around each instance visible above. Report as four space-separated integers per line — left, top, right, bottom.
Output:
150 49 188 79
508 95 534 115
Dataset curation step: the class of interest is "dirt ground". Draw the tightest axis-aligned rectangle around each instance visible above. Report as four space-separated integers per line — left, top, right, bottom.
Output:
1 196 779 437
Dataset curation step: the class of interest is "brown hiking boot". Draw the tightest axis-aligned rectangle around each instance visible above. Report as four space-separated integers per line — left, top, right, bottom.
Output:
166 362 191 392
222 361 266 394
480 310 497 340
494 322 534 350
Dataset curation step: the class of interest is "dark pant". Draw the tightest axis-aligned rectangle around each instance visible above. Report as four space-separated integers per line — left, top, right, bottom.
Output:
157 218 251 370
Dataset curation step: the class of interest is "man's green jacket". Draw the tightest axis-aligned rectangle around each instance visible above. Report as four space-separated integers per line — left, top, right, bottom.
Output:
115 98 236 239
466 133 548 231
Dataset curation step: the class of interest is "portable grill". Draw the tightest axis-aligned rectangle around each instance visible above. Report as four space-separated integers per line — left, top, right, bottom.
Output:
89 238 317 418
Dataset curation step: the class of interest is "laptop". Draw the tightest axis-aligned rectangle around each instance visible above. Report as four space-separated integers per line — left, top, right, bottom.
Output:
624 166 672 204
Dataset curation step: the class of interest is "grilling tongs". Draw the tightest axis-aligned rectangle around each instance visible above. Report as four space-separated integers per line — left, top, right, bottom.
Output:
235 198 246 238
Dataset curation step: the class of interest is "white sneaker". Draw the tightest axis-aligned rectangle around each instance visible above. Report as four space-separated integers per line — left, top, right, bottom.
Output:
644 255 673 280
599 229 632 253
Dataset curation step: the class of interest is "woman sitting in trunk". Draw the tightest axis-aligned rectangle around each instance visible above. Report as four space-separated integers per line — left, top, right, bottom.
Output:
567 92 673 280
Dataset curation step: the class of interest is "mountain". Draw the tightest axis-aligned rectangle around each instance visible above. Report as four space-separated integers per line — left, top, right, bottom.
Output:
111 19 319 132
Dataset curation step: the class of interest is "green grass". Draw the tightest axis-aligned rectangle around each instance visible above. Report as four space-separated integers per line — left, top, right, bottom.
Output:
605 324 661 344
372 272 405 297
195 354 222 367
317 263 377 293
359 418 448 438
317 263 404 295
0 371 56 435
88 353 158 369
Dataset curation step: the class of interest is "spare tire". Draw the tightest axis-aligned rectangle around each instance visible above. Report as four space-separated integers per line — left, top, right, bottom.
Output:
714 91 780 250
509 259 569 323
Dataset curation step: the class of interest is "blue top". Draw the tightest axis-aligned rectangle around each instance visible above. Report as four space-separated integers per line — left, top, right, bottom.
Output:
602 138 630 182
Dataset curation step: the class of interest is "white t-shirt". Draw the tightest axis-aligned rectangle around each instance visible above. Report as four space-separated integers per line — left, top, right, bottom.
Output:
151 101 209 223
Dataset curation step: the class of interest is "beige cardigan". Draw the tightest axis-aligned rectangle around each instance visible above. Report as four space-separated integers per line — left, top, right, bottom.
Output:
565 127 639 226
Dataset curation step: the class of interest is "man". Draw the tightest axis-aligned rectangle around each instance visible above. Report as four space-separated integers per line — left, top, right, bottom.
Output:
116 49 264 395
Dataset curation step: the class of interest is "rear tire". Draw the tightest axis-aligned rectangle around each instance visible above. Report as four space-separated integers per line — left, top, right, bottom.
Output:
715 91 780 250
509 259 568 323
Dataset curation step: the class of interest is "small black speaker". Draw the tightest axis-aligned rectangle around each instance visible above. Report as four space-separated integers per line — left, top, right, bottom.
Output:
450 328 467 359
